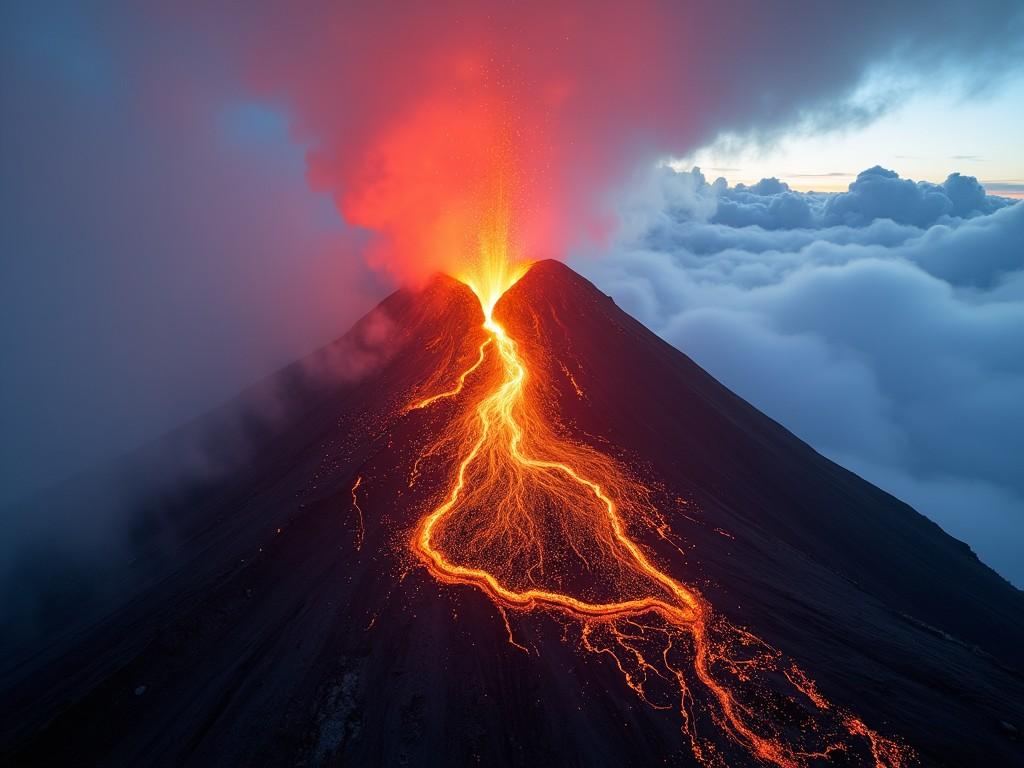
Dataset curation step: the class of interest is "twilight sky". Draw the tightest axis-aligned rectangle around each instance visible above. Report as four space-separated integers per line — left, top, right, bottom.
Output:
1 1 1022 586
673 73 1024 195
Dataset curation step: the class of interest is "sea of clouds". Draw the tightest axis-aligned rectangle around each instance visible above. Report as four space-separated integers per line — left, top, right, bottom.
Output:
578 166 1023 586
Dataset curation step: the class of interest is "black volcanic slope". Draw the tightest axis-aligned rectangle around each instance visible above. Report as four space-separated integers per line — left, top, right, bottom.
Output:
2 261 1022 766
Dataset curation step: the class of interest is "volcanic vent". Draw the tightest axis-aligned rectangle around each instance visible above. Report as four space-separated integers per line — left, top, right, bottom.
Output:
3 262 1023 767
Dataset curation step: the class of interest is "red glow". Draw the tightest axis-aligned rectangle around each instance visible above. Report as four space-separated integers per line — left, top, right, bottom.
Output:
245 1 689 285
236 4 920 760
399 258 915 766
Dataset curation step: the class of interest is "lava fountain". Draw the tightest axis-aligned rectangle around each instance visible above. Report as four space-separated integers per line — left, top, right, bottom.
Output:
400 213 913 766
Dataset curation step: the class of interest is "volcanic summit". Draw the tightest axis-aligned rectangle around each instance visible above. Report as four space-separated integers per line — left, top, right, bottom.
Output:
2 261 1022 767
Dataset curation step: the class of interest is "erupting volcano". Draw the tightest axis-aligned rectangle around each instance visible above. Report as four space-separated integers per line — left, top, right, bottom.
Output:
3 260 1023 767
5 0 1024 765
406 257 912 767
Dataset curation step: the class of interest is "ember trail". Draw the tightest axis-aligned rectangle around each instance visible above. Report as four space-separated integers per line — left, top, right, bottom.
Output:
404 242 912 766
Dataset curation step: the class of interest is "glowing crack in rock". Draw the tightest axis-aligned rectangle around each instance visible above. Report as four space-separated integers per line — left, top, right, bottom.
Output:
394 223 914 766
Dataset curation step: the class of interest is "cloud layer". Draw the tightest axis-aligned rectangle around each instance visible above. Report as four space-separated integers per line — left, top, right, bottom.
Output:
578 167 1024 585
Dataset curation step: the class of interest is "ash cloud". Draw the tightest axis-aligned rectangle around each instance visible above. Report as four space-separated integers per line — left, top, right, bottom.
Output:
578 167 1024 585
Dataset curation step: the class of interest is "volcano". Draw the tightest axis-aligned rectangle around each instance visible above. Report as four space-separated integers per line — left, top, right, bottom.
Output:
2 260 1022 767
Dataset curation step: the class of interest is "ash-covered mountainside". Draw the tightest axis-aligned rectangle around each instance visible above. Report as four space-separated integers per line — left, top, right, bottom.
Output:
2 260 1022 767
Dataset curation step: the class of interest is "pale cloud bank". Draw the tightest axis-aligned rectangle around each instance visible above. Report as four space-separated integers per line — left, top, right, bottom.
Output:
578 167 1024 586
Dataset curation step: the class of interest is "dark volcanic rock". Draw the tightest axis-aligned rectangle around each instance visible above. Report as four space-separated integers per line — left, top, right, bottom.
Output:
1 261 1022 767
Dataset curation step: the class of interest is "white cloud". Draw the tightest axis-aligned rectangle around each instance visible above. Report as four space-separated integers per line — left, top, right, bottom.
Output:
577 167 1024 586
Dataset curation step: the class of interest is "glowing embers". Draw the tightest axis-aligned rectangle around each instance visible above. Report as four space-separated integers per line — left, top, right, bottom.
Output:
451 185 531 321
404 269 913 767
350 475 365 551
408 338 492 412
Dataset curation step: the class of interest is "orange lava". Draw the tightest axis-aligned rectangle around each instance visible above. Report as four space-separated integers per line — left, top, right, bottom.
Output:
404 245 914 765
350 475 365 551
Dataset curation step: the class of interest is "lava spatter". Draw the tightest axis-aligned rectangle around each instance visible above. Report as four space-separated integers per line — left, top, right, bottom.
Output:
401 255 914 767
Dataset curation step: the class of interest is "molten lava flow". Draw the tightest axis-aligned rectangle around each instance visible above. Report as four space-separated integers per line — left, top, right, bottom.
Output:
406 257 914 766
350 475 365 551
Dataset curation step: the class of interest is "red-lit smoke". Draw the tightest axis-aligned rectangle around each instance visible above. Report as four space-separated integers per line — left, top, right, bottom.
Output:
210 0 1017 286
240 1 696 283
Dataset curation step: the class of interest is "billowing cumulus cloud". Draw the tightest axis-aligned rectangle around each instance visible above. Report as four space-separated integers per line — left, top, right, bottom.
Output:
577 168 1024 585
823 166 1008 226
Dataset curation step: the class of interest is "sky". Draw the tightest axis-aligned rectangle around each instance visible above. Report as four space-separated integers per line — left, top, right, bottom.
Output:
1 1 1022 596
673 73 1024 195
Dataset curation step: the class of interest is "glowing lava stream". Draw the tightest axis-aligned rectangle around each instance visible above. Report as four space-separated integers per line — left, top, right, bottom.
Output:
407 264 911 767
